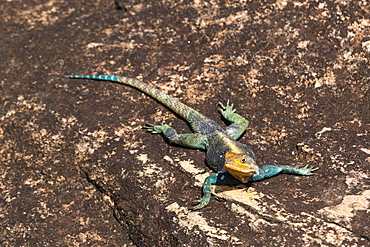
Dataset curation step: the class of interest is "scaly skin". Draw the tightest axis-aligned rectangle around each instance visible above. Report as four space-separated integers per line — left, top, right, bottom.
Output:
65 75 318 210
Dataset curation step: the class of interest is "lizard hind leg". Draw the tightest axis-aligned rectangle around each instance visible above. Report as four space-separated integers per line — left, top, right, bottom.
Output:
144 123 208 150
218 100 249 140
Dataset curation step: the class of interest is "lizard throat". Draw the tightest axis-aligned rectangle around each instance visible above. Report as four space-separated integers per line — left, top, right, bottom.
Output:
224 164 257 183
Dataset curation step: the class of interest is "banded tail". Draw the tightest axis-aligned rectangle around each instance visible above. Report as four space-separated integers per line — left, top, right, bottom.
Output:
64 75 204 123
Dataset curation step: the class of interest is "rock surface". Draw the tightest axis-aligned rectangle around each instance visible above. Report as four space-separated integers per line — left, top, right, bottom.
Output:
1 0 369 246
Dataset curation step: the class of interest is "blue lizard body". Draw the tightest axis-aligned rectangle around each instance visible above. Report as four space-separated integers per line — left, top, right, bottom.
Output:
65 75 318 209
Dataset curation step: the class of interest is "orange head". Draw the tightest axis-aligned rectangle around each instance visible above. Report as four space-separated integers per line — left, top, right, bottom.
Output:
224 152 259 183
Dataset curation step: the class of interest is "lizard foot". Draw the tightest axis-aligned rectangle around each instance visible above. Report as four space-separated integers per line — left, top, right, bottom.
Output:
191 196 211 210
218 100 236 119
143 123 170 134
298 165 319 175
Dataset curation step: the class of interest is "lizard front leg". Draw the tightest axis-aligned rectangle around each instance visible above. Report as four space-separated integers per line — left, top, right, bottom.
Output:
218 100 249 139
144 124 208 149
192 170 242 210
251 165 318 182
192 173 217 210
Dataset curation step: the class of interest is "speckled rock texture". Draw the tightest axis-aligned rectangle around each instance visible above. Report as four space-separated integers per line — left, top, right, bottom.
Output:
1 0 369 246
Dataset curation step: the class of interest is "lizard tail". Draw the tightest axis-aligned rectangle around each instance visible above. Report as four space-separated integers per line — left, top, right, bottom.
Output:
64 75 201 121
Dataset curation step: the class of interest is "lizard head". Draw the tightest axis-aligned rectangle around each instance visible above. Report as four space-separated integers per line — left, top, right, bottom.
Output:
224 152 259 183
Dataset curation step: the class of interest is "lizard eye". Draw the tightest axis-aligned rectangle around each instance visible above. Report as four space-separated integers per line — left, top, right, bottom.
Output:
240 158 247 163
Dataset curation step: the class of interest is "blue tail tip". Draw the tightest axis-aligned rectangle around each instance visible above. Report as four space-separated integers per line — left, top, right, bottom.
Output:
63 75 120 81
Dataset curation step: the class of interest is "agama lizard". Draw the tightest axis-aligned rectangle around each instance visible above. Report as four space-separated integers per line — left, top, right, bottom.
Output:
65 75 318 210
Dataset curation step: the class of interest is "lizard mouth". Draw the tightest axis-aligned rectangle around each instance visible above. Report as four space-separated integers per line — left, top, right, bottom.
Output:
224 163 257 183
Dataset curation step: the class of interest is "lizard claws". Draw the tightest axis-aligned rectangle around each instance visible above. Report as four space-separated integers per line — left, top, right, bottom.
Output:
143 123 161 133
218 100 236 118
191 199 208 210
143 123 170 134
300 165 319 175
